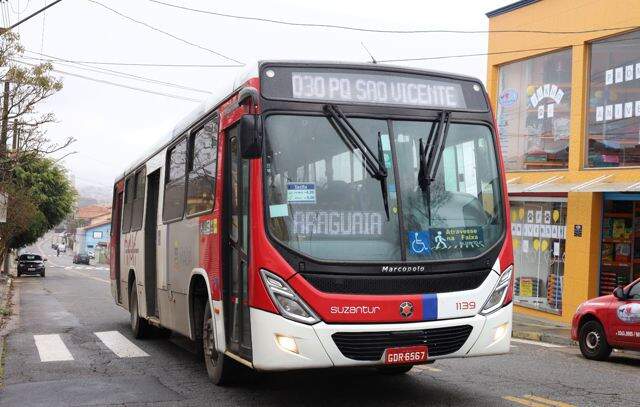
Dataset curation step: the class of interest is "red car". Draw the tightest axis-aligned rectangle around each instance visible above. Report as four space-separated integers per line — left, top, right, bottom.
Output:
572 278 640 360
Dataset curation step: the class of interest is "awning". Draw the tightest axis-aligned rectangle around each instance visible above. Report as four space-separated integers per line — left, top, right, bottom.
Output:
507 174 640 193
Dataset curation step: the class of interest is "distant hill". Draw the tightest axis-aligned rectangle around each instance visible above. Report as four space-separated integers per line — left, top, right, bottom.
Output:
76 184 112 205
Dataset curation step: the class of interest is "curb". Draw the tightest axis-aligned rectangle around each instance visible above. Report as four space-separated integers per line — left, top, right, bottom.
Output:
512 329 577 347
0 277 13 313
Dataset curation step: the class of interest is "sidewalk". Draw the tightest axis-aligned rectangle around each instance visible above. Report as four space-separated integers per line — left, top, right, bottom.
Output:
512 312 575 346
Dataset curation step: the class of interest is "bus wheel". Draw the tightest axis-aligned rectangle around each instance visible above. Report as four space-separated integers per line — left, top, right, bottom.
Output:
129 284 148 339
376 365 413 374
203 302 235 385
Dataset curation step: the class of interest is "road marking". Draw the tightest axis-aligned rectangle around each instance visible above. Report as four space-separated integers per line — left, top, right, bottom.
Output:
523 395 576 407
511 338 565 348
95 331 149 358
503 396 548 407
34 334 74 362
63 268 109 284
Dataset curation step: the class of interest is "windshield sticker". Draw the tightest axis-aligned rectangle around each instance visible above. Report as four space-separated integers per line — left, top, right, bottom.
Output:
432 227 485 250
287 182 316 204
292 210 383 236
617 303 640 324
408 231 431 255
269 204 289 218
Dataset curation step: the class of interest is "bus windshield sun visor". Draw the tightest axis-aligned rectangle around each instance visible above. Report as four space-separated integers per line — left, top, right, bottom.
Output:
323 104 390 220
418 110 451 225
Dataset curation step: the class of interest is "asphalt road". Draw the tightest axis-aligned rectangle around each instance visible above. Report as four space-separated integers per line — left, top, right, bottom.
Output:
1 240 639 407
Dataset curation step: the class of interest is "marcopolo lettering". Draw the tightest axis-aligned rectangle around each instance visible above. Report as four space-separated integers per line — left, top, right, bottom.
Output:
381 265 426 273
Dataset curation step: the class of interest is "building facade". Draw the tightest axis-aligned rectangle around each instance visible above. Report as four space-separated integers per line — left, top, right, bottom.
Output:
487 0 640 323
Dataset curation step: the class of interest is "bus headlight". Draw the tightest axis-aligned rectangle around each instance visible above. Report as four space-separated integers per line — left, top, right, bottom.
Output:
480 266 513 315
260 269 320 325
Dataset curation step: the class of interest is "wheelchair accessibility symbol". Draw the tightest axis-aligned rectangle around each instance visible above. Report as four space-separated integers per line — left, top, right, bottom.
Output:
408 231 431 255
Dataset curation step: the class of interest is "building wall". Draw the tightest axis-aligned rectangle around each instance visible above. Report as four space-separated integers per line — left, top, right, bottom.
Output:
487 0 640 323
83 223 111 252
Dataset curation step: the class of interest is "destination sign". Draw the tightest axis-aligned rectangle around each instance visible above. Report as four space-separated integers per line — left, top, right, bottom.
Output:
291 72 466 109
261 65 489 111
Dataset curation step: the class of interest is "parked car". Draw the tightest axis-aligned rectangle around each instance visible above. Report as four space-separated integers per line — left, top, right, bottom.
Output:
16 253 46 277
87 250 95 259
572 278 640 360
73 253 90 265
57 243 66 253
51 243 58 250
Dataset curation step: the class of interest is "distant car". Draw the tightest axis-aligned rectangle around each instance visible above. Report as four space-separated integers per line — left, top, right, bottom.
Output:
17 253 46 277
572 278 640 360
51 243 58 250
73 253 90 265
57 243 66 253
87 250 95 259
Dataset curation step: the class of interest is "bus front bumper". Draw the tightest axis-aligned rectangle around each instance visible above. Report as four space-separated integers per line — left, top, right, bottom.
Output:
250 303 512 371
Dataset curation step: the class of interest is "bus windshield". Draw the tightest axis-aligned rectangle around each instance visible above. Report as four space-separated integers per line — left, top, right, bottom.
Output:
264 114 504 263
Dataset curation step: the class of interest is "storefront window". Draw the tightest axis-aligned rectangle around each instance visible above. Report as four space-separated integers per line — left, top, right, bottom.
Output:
497 50 572 171
510 198 567 314
587 31 640 167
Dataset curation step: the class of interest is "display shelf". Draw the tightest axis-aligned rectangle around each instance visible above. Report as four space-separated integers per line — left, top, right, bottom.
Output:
603 212 633 218
601 261 631 267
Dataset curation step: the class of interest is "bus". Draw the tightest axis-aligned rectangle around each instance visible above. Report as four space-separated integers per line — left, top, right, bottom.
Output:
110 61 514 384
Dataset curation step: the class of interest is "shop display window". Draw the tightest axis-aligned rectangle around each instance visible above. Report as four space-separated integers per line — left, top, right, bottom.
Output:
497 50 572 171
510 198 567 314
599 199 640 296
587 31 640 167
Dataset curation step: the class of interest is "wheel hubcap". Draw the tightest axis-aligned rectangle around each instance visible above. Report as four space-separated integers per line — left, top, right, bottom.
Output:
585 331 600 350
203 317 218 366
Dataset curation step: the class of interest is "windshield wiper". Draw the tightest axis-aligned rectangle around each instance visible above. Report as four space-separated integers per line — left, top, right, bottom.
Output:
324 104 389 219
418 111 451 224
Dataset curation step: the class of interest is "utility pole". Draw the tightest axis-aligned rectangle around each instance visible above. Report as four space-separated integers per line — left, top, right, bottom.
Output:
0 80 8 275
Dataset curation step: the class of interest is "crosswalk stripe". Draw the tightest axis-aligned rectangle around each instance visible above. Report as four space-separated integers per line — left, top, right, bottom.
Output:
95 331 149 358
34 334 74 362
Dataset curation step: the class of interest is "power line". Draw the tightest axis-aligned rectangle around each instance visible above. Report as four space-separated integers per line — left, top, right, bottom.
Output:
20 51 213 94
378 33 640 63
22 49 242 68
87 0 244 65
9 0 31 14
148 0 640 36
14 59 202 102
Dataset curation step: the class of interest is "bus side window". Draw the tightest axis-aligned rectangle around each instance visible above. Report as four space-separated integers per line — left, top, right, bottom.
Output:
122 176 133 233
186 118 218 216
131 168 146 230
162 138 188 222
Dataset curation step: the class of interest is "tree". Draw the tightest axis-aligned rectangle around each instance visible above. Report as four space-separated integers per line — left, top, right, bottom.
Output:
0 32 69 179
0 155 75 253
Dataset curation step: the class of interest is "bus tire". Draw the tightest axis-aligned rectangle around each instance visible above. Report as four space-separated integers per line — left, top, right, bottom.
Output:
203 301 236 385
130 284 148 339
376 365 413 374
579 320 612 361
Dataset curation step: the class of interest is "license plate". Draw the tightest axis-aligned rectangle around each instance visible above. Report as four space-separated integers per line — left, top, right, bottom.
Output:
384 345 428 365
28 268 35 271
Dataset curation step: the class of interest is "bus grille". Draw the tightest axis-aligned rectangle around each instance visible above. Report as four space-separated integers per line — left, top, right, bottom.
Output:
331 325 473 361
303 270 489 295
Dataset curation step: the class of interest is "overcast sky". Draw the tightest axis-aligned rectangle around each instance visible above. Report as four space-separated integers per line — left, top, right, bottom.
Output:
8 0 513 192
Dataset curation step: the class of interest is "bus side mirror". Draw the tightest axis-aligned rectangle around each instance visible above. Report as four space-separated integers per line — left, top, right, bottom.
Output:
613 286 626 300
239 114 263 159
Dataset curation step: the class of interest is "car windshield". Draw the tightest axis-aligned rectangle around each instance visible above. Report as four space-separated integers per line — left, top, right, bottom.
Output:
20 254 42 261
264 114 504 263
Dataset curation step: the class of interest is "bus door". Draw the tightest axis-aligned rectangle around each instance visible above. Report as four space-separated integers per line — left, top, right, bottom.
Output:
144 170 160 318
223 125 252 360
111 186 124 303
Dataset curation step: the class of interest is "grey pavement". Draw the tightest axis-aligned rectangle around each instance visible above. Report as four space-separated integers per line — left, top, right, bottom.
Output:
0 240 638 406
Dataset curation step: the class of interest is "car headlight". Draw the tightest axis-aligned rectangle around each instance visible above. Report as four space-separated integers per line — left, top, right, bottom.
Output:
480 266 513 315
260 269 320 325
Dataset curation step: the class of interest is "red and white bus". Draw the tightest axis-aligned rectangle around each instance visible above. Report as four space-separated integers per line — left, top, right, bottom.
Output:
110 61 514 384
